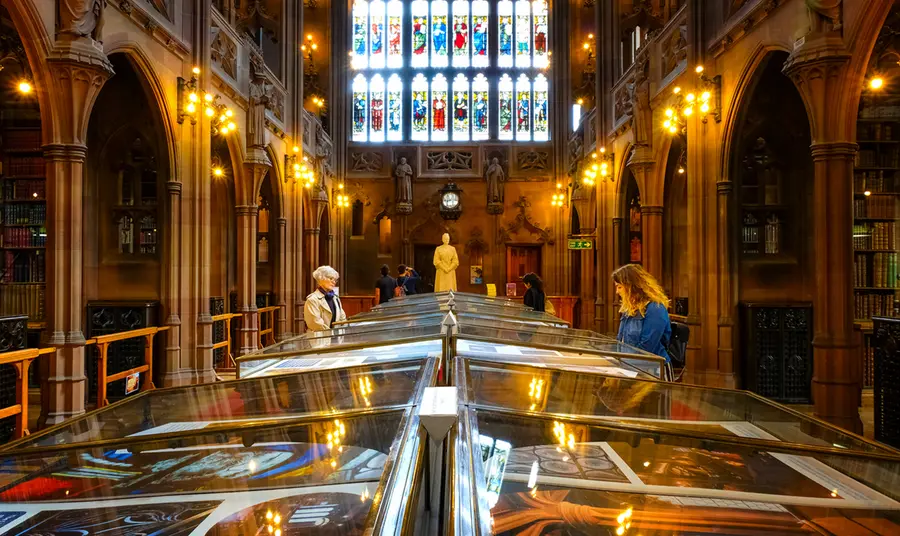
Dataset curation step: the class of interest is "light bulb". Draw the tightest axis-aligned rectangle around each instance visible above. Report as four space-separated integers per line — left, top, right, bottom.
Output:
192 66 201 75
219 114 227 123
673 86 681 94
664 120 672 128
225 109 234 117
227 121 236 130
16 80 32 94
577 98 584 105
701 91 711 101
686 93 696 102
204 93 214 102
864 190 872 196
678 167 685 174
205 106 215 117
700 103 710 113
588 33 594 39
293 163 301 171
583 43 590 50
212 167 224 177
294 171 301 179
339 183 344 189
185 102 196 113
665 108 674 118
871 77 885 90
188 92 199 103
293 145 300 153
600 147 606 153
695 65 705 74
683 106 693 116
669 125 677 133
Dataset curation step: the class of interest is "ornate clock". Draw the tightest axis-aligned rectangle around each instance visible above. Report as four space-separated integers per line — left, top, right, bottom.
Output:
439 182 463 220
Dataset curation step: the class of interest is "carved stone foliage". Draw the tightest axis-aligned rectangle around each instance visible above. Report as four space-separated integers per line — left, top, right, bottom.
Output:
614 83 633 125
427 151 473 171
498 196 553 245
516 150 550 172
211 26 237 79
351 151 384 172
662 25 687 79
465 227 488 255
806 0 842 35
567 130 584 178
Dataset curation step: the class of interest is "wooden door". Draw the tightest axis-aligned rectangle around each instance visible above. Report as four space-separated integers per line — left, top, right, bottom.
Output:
506 245 541 296
414 244 437 293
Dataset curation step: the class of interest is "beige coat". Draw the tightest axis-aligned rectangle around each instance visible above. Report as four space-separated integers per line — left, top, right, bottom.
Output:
304 289 347 331
433 244 459 292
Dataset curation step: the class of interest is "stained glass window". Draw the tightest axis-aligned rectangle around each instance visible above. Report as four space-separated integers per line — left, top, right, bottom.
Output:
370 74 386 142
387 74 403 140
499 74 513 141
452 74 470 141
352 74 368 142
351 0 549 142
412 74 429 141
432 74 449 141
432 1 449 68
473 74 489 140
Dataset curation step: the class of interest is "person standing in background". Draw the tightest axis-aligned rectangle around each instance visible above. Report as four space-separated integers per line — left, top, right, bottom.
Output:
522 272 546 312
398 264 420 296
305 266 347 331
374 264 398 305
612 264 671 360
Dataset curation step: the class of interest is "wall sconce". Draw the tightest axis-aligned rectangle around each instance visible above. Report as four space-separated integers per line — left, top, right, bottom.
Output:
301 34 318 64
551 182 566 207
209 96 237 135
285 144 316 187
582 147 613 186
582 34 595 64
177 66 202 125
663 66 722 134
335 183 350 208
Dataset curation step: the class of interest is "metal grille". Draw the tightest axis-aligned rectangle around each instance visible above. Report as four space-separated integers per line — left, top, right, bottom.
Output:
874 318 900 449
0 316 27 442
211 297 226 369
743 304 813 404
85 303 157 406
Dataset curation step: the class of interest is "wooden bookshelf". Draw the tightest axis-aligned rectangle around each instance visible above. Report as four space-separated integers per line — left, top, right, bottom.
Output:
0 124 46 322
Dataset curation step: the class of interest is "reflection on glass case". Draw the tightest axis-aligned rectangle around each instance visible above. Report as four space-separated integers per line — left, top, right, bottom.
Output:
2 293 898 536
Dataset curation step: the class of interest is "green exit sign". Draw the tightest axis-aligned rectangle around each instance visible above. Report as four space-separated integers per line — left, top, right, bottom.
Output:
568 239 594 250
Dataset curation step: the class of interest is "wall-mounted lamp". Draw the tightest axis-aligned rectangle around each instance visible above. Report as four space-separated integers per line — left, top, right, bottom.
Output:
178 67 202 124
285 144 316 187
663 65 722 134
582 147 614 186
301 34 318 64
582 33 595 64
335 184 350 208
551 182 566 207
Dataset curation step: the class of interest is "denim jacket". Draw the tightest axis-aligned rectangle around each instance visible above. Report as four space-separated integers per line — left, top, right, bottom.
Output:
617 302 672 361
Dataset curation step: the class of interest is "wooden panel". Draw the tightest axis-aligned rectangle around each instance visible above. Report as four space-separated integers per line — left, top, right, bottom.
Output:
341 296 376 318
506 246 541 296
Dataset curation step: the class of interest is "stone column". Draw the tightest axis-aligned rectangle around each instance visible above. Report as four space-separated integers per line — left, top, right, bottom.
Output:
162 180 187 386
236 202 260 355
640 205 663 280
715 176 736 387
304 225 322 297
41 46 113 424
275 216 289 339
784 38 860 432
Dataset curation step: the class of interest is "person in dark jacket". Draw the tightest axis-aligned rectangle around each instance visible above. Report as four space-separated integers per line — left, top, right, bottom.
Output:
374 264 397 305
522 272 546 312
397 264 420 295
612 263 672 361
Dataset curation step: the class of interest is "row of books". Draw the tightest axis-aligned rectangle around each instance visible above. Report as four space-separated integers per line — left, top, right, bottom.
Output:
854 252 899 288
858 122 897 141
1 251 45 283
0 129 41 152
0 282 45 321
1 227 47 248
1 180 45 201
854 171 896 193
853 222 897 250
854 196 898 219
854 292 897 320
3 156 43 176
1 204 45 225
856 149 900 168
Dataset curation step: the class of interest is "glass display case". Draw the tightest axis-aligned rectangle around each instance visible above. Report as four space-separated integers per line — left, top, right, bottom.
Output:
1 293 896 535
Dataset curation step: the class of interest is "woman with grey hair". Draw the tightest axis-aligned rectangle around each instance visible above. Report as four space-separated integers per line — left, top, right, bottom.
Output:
304 265 347 331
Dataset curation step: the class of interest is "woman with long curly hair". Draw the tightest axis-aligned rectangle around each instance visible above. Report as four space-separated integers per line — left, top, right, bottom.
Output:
612 264 672 360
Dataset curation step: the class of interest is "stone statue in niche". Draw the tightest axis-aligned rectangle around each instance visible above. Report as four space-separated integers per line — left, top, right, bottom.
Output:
805 0 842 34
485 157 506 215
433 233 459 292
58 0 107 42
394 157 414 215
248 77 272 149
630 53 652 149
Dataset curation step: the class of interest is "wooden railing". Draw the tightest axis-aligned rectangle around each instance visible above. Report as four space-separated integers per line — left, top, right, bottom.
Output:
257 306 281 348
0 346 56 439
85 326 170 408
213 312 242 371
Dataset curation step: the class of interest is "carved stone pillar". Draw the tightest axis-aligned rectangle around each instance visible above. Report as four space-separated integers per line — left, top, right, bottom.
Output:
162 180 187 386
610 216 623 331
784 38 860 432
41 46 113 425
275 216 289 339
304 227 321 297
640 205 663 280
236 201 260 355
715 177 736 388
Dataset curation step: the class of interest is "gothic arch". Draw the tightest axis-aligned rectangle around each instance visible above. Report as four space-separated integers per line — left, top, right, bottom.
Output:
263 145 286 217
719 43 792 183
1 0 54 143
104 44 179 182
